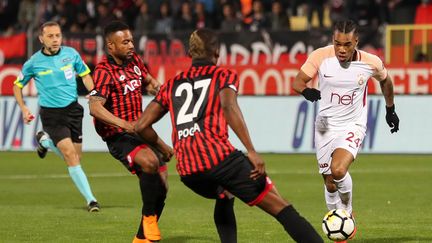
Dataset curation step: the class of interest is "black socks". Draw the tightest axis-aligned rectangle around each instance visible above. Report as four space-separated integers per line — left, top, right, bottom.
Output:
214 197 237 243
136 172 167 239
275 205 323 243
139 172 164 216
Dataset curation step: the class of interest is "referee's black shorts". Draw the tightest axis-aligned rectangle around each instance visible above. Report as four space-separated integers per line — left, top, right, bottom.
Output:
181 150 273 206
106 132 167 174
39 101 83 145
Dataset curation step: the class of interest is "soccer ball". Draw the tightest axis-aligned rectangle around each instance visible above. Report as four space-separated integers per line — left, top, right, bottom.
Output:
322 209 356 241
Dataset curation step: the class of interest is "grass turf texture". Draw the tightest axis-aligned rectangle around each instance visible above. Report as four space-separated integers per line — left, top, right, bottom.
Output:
0 152 431 242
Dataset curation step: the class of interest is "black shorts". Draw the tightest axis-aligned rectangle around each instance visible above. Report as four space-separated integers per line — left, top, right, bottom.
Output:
180 150 273 206
106 132 167 174
39 101 83 144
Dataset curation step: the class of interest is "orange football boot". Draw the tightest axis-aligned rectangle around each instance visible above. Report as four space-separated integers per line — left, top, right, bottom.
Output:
132 236 151 243
143 215 161 242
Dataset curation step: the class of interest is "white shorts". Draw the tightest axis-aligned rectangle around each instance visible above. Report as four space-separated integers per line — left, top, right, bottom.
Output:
315 124 366 175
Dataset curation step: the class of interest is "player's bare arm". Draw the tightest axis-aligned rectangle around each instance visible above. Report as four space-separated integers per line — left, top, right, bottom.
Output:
378 75 400 133
293 70 313 93
12 84 34 124
293 70 321 102
88 95 134 133
145 74 161 96
135 102 173 161
379 75 395 107
219 88 265 179
81 74 95 92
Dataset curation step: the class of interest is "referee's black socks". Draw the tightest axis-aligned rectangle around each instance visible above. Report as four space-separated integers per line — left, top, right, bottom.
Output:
275 205 323 243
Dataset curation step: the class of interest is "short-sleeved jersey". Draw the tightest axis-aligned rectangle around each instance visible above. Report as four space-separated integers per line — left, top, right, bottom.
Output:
92 53 149 139
301 45 387 130
14 46 90 108
154 60 237 176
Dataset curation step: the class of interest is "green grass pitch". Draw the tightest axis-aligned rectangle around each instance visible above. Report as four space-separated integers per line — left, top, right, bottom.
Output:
0 152 431 242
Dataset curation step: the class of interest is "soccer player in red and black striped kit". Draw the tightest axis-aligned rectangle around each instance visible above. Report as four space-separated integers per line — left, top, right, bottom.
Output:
135 28 323 243
88 21 173 243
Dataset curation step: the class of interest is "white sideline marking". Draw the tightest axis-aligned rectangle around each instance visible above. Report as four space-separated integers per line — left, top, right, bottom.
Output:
0 168 431 180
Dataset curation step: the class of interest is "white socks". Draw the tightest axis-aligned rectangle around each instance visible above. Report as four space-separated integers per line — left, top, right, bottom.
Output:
324 185 342 211
333 172 353 214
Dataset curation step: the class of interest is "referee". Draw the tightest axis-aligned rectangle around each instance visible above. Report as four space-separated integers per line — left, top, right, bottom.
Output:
13 21 100 212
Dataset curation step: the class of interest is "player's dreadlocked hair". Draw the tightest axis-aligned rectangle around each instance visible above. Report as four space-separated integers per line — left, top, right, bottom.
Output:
103 21 130 39
188 28 220 60
333 20 358 35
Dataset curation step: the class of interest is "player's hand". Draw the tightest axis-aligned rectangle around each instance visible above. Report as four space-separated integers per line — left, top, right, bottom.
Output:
248 151 265 180
21 106 34 124
385 104 399 133
123 120 136 134
146 79 161 96
159 144 174 162
301 88 321 102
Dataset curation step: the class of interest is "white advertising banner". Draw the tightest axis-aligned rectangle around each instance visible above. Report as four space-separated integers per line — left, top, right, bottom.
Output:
0 96 430 153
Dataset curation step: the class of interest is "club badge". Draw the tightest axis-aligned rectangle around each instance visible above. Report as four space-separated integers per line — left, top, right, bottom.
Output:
134 66 141 76
357 74 365 85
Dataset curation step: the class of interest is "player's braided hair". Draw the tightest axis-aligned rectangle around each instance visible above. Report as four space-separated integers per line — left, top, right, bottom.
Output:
189 28 219 60
333 19 358 35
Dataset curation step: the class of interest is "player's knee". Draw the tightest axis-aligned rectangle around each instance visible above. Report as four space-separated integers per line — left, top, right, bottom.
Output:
331 166 347 180
134 148 160 173
141 156 159 173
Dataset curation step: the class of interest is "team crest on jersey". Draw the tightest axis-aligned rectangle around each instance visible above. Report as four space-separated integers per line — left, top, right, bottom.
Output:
133 66 141 76
357 74 365 85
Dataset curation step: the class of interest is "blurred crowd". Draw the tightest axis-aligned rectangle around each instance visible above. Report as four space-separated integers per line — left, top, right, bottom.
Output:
0 0 429 36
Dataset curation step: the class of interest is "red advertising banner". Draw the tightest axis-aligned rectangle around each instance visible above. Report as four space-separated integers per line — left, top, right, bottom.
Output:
0 33 26 65
149 63 432 96
2 63 430 96
3 31 430 96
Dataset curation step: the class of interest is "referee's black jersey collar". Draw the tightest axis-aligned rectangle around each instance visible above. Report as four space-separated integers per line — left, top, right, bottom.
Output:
107 54 131 67
41 46 62 56
192 59 214 67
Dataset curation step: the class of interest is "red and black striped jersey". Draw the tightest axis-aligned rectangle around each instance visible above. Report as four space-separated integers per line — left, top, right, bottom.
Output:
92 53 149 139
154 60 238 176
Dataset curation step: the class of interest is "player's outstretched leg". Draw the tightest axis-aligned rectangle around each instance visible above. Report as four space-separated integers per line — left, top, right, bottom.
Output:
36 131 63 158
275 205 323 243
214 197 237 243
258 188 323 243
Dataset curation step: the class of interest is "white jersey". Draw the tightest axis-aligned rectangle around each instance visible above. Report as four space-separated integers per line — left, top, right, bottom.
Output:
301 45 387 130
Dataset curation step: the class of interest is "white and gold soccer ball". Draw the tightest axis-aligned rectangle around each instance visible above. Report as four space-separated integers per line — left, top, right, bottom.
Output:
322 209 356 241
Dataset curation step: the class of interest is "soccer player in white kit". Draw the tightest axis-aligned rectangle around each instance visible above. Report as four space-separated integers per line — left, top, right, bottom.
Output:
293 19 400 241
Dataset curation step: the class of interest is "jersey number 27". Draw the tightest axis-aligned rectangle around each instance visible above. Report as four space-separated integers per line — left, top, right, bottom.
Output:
175 78 211 125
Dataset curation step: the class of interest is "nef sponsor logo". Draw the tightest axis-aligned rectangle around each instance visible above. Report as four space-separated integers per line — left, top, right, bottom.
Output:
178 123 201 139
330 91 356 105
123 79 142 95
